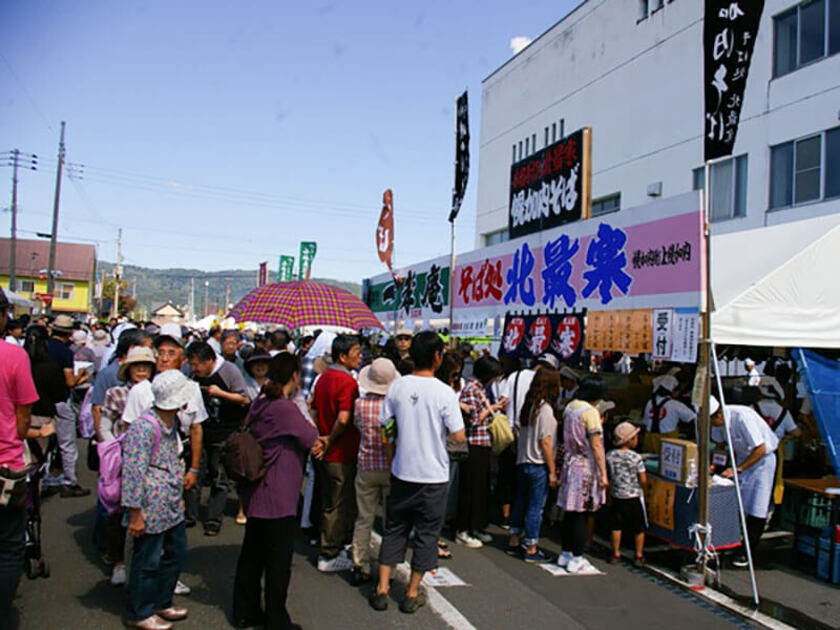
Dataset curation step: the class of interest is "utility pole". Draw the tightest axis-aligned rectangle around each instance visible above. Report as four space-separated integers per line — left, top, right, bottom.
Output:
3 149 37 294
111 228 122 318
224 279 231 313
189 277 195 320
46 122 66 315
203 280 209 317
98 268 105 318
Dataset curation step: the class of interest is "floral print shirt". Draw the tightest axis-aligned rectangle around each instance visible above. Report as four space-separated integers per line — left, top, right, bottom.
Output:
121 411 184 534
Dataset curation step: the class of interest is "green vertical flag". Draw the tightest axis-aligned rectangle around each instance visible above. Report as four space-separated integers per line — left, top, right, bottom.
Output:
278 255 295 282
299 242 317 280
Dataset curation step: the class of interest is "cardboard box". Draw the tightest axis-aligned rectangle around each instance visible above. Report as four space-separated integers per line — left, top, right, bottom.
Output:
660 438 698 486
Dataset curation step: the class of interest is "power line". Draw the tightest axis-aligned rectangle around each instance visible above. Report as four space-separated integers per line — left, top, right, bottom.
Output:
0 51 55 133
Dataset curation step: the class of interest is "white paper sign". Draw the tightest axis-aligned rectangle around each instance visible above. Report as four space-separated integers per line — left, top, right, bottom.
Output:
671 310 699 363
539 562 603 577
652 308 673 360
421 567 467 587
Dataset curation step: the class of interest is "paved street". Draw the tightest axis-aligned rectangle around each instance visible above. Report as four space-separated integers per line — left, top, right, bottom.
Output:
9 453 758 630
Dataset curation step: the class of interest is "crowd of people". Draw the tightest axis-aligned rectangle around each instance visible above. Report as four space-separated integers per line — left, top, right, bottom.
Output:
0 288 813 629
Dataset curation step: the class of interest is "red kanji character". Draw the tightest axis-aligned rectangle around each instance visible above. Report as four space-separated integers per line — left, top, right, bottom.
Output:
458 266 474 304
482 259 503 300
472 261 485 302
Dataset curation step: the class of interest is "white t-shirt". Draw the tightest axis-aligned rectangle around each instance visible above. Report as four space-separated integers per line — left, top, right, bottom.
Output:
755 399 797 438
379 374 464 484
122 377 208 436
643 396 697 433
711 404 779 465
505 369 535 429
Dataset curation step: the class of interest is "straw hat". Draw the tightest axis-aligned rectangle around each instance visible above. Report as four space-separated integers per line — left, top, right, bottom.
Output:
118 346 156 381
613 421 640 446
151 370 193 411
51 314 74 333
71 330 87 346
358 358 399 396
93 329 110 345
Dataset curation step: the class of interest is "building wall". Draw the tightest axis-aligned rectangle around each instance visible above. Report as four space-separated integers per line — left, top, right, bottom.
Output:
476 0 840 246
1 276 91 313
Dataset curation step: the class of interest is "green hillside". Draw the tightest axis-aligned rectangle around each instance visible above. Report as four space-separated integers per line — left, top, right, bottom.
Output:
98 261 361 315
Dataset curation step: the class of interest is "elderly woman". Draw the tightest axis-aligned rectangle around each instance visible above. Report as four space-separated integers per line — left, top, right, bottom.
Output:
556 377 609 574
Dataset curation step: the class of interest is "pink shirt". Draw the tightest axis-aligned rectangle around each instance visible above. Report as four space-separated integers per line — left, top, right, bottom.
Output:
0 341 39 469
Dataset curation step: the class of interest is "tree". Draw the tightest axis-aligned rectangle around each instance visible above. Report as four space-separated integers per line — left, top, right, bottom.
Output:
102 279 137 316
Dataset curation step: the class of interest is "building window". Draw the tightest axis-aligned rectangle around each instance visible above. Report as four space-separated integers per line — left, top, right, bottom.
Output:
692 155 748 221
544 127 549 147
773 0 840 78
551 122 557 143
559 119 565 139
512 144 517 164
652 0 664 12
484 229 509 247
638 0 649 21
591 193 621 216
525 137 529 156
768 129 840 209
20 280 35 293
531 134 536 154
518 141 523 161
59 283 74 300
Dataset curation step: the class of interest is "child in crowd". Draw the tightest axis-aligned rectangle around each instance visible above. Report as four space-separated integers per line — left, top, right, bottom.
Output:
606 422 647 568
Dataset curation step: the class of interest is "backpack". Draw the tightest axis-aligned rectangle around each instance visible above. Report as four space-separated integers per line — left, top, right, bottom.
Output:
97 417 162 515
222 411 266 485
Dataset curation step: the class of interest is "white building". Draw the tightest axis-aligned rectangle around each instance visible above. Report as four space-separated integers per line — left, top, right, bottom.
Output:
475 0 840 248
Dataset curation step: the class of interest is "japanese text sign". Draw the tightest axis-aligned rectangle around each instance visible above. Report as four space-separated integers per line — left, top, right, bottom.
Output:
509 128 591 239
499 312 585 363
652 308 699 363
278 255 295 282
704 1 764 160
299 242 317 280
365 256 450 323
585 309 652 354
454 193 702 323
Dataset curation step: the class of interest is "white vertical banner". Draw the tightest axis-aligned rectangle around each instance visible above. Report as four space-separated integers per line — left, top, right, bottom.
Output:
671 309 699 363
652 308 674 360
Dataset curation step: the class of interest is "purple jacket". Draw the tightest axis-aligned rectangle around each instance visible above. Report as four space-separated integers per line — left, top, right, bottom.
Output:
240 396 318 519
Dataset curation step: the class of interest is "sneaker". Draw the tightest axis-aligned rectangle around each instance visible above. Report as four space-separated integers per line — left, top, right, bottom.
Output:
110 564 127 586
608 555 621 565
565 556 591 574
471 531 493 544
633 556 645 569
60 484 91 498
731 554 749 568
399 590 427 614
556 551 573 568
523 549 552 564
368 590 389 611
317 554 353 573
173 580 191 596
455 531 483 549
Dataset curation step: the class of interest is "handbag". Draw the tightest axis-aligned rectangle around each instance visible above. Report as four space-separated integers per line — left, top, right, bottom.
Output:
488 413 514 455
221 411 267 485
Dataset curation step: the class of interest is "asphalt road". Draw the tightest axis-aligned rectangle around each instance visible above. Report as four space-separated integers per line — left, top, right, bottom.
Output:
11 452 756 630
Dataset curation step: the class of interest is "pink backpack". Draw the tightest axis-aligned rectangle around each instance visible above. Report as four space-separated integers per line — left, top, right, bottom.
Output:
97 416 162 515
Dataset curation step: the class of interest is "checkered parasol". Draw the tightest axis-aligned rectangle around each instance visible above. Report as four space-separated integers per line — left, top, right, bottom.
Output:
227 280 383 330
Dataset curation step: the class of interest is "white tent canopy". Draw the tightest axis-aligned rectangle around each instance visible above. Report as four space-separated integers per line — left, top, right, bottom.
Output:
4 289 34 309
711 214 840 348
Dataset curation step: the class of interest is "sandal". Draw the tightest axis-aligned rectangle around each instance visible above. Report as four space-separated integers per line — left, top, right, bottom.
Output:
437 547 452 559
437 539 448 550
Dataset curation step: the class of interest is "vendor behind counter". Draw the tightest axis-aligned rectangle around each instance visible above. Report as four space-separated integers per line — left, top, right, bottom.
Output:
642 374 697 454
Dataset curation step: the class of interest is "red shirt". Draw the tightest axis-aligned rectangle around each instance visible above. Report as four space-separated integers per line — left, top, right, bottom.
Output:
313 366 360 463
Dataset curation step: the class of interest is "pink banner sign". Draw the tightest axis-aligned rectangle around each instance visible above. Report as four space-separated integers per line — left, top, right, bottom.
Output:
454 201 702 315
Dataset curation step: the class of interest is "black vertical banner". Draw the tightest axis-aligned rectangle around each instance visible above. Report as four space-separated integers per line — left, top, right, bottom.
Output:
703 1 764 161
449 91 469 222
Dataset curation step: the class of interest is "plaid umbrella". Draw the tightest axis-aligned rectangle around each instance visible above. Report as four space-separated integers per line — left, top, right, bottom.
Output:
227 280 383 330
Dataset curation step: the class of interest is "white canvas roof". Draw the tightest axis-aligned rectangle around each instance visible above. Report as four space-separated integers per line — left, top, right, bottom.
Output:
711 214 840 348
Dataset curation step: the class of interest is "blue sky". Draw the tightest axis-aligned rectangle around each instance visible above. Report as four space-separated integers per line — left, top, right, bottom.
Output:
1 1 577 282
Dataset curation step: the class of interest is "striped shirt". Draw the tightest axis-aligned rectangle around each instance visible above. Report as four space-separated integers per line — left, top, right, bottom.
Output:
460 379 493 447
354 393 389 472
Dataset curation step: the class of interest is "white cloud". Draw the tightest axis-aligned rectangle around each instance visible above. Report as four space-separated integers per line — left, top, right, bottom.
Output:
510 36 532 56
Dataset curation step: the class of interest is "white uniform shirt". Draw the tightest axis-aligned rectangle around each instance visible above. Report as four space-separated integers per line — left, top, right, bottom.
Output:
755 399 797 438
504 369 535 429
712 404 779 466
643 395 697 433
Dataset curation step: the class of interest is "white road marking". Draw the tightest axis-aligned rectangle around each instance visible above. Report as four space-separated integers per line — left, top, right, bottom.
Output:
370 532 477 630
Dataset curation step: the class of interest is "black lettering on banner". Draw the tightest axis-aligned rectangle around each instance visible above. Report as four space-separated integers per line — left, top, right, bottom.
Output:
703 1 765 161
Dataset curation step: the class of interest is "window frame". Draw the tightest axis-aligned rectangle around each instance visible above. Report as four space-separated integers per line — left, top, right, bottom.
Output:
19 280 35 293
591 193 621 217
773 0 838 78
767 130 839 210
691 154 749 222
59 283 75 301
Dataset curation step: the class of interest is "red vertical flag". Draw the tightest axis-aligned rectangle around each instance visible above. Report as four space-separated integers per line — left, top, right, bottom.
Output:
258 261 268 287
376 189 394 271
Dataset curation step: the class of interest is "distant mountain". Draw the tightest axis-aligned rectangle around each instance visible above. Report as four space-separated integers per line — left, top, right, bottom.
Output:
98 261 361 317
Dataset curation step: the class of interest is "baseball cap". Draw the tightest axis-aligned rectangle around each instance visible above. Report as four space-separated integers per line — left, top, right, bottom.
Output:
535 353 560 370
155 322 184 348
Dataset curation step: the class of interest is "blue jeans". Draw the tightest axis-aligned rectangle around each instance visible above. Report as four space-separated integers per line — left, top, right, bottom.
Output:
0 506 26 624
127 522 187 621
509 463 549 547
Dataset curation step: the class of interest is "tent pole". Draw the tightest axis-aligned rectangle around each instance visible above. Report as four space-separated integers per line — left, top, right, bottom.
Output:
711 343 760 607
697 163 712 579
